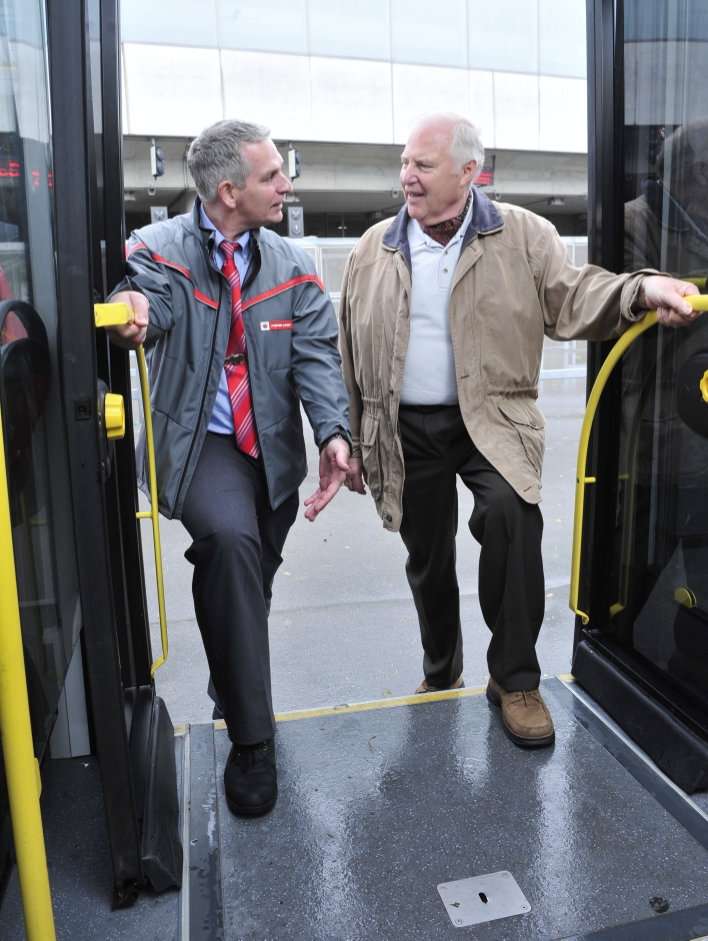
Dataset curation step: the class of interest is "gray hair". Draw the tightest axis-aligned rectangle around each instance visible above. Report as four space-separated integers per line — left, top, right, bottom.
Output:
411 112 485 180
187 119 271 203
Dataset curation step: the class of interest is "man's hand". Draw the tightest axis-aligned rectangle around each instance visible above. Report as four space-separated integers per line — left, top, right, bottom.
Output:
104 290 149 348
639 276 700 328
304 438 350 522
345 456 367 494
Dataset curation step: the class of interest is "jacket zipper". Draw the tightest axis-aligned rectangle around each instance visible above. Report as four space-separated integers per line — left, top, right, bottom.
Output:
174 274 223 508
174 241 265 510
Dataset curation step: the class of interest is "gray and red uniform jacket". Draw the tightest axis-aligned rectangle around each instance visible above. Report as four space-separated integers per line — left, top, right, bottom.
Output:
112 199 351 519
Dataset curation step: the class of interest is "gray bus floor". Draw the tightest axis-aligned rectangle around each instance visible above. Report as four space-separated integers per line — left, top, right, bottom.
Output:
3 678 708 940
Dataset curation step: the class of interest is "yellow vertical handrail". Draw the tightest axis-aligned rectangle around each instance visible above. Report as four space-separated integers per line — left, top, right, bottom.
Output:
134 346 168 675
95 303 169 675
569 293 708 623
0 402 56 939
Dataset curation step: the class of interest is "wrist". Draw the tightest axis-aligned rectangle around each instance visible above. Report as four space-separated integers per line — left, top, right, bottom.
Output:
320 432 352 456
637 281 648 310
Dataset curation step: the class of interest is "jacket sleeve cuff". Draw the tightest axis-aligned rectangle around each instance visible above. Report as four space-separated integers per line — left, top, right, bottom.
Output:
621 268 669 321
319 432 353 455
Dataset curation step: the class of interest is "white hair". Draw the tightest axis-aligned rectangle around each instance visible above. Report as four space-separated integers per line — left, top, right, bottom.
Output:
410 112 485 180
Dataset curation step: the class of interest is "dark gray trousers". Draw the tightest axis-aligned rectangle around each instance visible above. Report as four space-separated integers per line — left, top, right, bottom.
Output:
398 404 545 692
181 433 299 744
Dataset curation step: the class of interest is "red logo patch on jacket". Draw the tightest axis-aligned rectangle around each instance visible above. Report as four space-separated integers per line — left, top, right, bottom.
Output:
260 320 293 331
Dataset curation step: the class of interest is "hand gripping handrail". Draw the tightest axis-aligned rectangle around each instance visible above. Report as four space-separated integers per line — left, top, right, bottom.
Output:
569 293 708 625
94 303 168 675
0 388 56 938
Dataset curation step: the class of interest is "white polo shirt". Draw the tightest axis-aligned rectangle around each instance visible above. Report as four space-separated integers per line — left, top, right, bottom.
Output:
399 192 474 406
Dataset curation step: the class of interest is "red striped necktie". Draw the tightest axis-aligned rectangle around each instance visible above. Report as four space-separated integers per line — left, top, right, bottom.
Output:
220 240 260 459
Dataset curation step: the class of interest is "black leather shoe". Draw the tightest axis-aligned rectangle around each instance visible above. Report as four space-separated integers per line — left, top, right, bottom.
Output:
224 739 277 816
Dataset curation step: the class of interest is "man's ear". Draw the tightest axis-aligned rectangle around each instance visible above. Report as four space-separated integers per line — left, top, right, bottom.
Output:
216 179 239 210
461 159 477 186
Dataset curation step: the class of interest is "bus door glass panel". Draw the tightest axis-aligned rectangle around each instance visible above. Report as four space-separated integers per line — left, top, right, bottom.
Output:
611 0 708 710
0 0 81 755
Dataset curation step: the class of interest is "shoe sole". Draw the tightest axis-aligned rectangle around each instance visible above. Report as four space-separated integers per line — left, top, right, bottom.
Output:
486 684 555 749
415 677 465 695
225 785 278 817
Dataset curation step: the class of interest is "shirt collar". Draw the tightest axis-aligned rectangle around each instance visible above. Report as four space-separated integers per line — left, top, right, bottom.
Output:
199 203 250 254
408 188 475 249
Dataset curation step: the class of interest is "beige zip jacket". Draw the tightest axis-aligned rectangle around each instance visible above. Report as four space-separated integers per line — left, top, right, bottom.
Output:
338 190 653 532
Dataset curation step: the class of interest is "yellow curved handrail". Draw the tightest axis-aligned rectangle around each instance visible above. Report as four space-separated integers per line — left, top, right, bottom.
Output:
569 293 708 624
95 303 168 675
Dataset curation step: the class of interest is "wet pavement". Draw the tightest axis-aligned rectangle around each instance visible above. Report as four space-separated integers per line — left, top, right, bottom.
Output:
145 377 587 725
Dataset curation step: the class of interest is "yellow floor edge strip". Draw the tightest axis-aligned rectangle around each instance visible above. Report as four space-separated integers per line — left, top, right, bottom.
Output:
210 685 488 731
180 673 576 735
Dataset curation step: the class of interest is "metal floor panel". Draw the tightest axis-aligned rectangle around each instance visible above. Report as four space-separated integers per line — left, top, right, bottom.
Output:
214 685 708 941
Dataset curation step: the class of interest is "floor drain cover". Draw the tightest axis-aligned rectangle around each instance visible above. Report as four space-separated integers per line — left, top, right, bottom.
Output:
437 871 531 928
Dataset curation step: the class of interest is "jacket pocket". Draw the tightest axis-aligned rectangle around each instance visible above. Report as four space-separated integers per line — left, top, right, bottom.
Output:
360 410 382 500
498 399 547 474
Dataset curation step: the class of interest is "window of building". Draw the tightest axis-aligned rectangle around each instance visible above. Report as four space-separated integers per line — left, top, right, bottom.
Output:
306 0 391 61
121 0 218 47
391 0 468 68
217 0 308 54
538 0 586 78
467 0 538 73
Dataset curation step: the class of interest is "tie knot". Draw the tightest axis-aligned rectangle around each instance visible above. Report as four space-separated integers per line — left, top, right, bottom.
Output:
221 240 239 260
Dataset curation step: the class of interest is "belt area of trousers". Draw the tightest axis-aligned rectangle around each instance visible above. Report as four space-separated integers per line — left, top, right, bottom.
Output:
398 403 460 414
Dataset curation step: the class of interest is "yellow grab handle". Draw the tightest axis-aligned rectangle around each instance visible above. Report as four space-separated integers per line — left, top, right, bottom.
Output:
0 396 56 939
569 293 706 624
94 302 134 327
94 302 169 674
684 294 708 311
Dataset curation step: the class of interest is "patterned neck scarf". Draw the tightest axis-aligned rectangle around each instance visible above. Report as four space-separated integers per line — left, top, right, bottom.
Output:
421 191 472 246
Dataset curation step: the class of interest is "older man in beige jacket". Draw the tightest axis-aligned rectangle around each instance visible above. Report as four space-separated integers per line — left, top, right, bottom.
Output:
339 112 699 748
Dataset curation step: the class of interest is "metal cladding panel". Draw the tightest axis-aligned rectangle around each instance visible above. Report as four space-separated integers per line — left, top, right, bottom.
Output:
572 639 708 792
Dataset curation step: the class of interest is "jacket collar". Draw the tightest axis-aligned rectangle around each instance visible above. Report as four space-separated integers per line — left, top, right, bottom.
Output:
192 196 263 254
382 188 504 267
192 196 212 250
192 196 262 288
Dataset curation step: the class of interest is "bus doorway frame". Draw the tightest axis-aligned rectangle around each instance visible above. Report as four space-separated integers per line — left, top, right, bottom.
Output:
46 0 181 906
574 0 708 792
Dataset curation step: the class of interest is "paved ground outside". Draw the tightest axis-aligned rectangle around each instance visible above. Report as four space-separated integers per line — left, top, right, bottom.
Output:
141 377 586 726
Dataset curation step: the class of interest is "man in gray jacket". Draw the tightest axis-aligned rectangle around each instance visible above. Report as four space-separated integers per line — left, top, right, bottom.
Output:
107 119 352 816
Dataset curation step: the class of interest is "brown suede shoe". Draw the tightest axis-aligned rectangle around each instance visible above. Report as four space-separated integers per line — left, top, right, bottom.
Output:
486 677 555 747
415 675 464 694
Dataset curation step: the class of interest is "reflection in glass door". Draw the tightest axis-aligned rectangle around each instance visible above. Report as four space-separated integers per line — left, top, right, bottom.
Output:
0 0 81 754
607 0 708 711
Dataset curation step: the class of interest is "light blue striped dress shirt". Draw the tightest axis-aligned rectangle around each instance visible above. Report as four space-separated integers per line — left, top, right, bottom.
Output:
199 204 252 435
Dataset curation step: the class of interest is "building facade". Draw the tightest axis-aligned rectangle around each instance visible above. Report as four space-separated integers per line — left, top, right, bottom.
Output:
120 0 590 237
